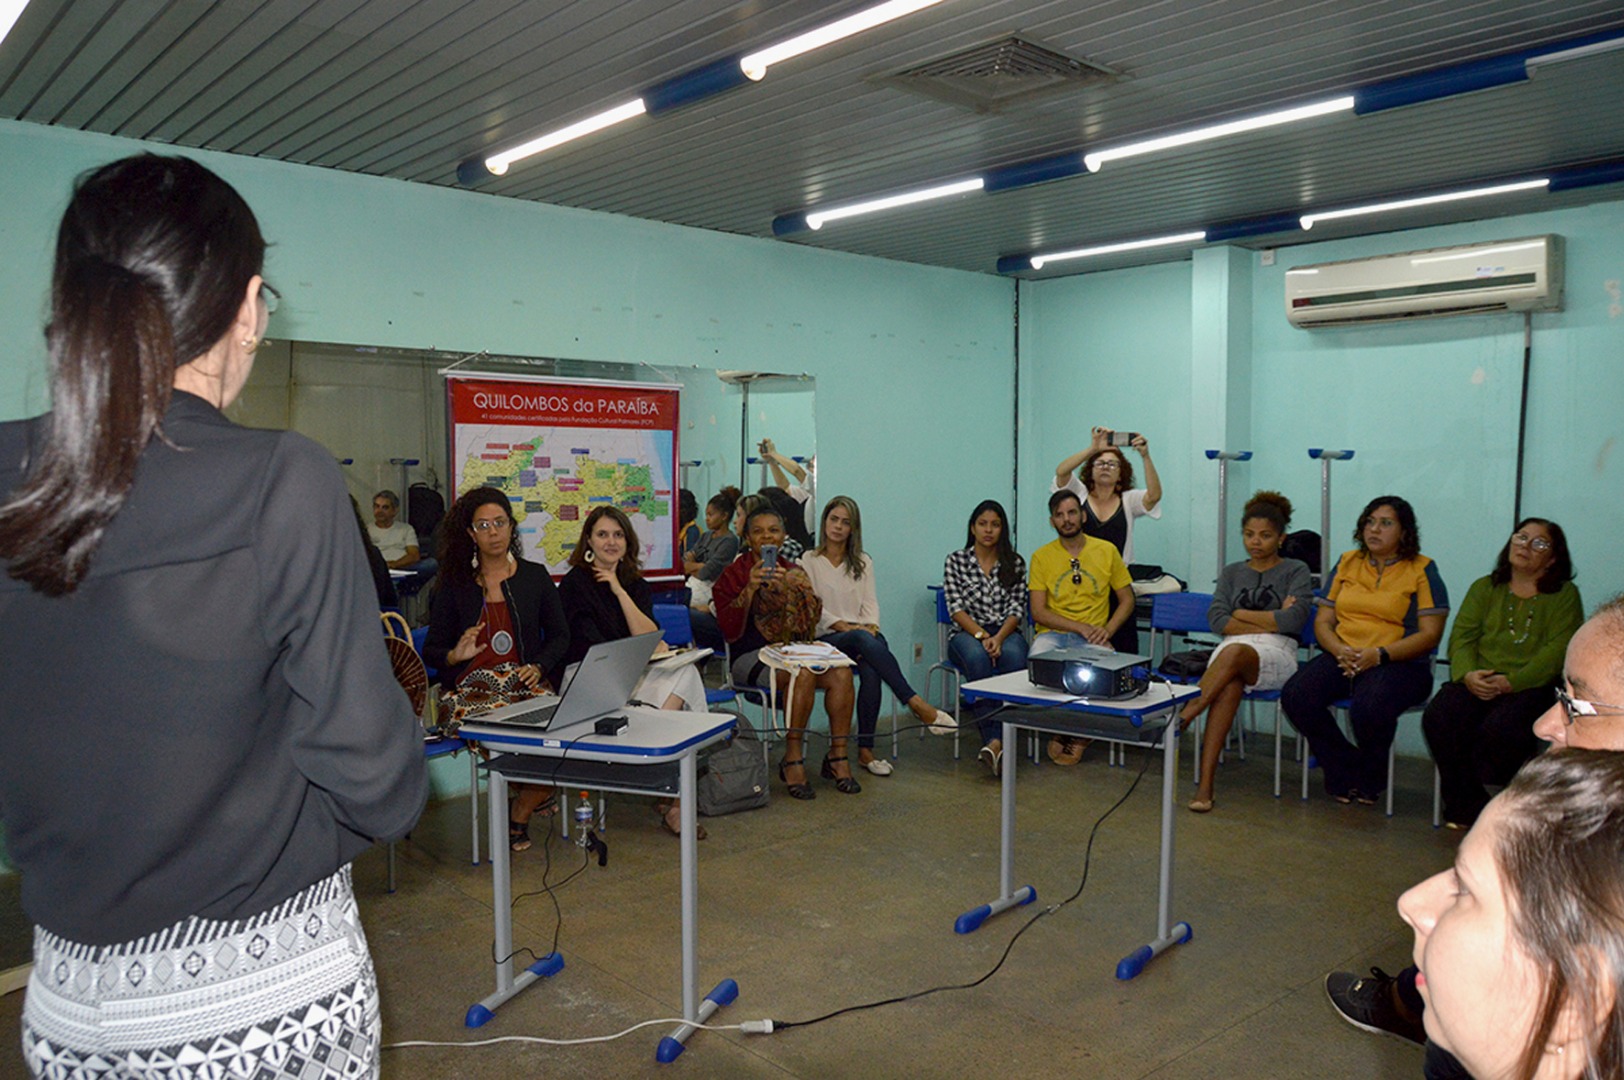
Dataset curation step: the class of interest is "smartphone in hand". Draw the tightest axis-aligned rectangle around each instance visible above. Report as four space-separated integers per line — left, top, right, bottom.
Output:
761 544 780 572
1108 429 1138 447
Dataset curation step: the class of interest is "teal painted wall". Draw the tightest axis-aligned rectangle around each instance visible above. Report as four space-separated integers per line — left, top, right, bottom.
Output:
1015 261 1195 573
0 120 1016 804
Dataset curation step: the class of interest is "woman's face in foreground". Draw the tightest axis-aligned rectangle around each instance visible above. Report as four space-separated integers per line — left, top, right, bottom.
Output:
1398 798 1546 1080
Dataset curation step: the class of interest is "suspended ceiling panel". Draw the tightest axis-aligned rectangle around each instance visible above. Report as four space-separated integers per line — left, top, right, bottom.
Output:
2 0 1622 277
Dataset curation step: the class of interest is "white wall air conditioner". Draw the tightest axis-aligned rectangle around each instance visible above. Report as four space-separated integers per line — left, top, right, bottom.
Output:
1284 235 1563 329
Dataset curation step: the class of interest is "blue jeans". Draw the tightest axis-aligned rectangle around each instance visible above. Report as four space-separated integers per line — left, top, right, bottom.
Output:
819 629 920 750
1282 651 1434 797
948 631 1029 746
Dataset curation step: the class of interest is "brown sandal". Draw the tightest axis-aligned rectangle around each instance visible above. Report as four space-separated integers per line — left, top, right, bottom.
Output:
660 804 707 840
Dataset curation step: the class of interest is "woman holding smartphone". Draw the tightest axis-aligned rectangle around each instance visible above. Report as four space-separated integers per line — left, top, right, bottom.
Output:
712 504 858 799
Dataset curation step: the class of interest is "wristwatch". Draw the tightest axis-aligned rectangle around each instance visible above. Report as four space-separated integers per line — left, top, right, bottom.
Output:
974 629 987 641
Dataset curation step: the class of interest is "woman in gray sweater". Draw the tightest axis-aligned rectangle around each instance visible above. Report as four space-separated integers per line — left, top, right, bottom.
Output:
1178 491 1314 812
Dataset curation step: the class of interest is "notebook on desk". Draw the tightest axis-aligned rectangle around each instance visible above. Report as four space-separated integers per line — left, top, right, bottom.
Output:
465 632 660 732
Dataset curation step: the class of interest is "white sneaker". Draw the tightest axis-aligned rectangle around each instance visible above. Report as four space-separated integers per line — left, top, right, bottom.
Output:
861 757 894 776
926 709 958 736
978 742 1002 777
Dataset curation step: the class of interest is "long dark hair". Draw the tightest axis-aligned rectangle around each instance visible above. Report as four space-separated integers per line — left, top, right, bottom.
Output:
1353 495 1421 561
439 487 522 585
965 499 1021 588
0 155 265 594
1490 517 1574 594
814 495 866 580
1498 750 1624 1080
568 504 643 587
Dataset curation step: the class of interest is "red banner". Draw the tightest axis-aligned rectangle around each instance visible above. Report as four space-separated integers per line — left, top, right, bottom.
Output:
449 379 676 430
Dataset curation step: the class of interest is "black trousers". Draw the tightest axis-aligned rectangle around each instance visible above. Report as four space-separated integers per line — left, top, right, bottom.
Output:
1282 652 1434 797
1422 680 1552 826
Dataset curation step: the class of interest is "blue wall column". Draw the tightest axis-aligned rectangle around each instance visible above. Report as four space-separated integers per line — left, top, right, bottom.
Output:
1187 246 1254 588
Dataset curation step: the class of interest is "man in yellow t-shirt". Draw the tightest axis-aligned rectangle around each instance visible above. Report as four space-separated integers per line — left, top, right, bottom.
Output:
1028 489 1135 654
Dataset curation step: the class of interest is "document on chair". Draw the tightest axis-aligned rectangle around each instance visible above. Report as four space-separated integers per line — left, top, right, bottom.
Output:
764 642 850 665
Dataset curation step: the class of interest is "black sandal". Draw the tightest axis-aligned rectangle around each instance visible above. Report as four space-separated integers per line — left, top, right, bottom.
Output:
508 818 532 852
821 754 862 795
778 757 816 800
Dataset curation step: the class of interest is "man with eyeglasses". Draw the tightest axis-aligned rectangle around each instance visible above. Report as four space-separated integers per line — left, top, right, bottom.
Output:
1028 489 1136 765
1324 594 1624 1079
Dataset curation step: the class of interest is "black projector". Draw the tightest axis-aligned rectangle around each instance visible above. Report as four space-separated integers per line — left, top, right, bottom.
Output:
1028 646 1152 699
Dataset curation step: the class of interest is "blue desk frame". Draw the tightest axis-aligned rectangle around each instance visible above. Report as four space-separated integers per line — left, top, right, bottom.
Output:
458 707 736 1061
957 673 1199 980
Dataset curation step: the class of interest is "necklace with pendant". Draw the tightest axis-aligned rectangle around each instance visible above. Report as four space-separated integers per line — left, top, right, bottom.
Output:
1506 594 1536 645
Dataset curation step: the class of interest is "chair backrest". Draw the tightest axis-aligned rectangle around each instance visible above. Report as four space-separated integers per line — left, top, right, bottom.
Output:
1150 592 1213 634
651 602 695 647
935 586 950 624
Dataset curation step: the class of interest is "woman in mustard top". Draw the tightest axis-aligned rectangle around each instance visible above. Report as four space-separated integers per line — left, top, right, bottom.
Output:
1423 518 1581 828
1282 496 1448 804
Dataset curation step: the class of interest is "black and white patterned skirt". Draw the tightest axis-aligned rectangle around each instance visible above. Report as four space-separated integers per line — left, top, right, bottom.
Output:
22 865 379 1079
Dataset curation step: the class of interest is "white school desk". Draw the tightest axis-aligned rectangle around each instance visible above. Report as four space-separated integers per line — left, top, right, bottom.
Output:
958 672 1199 980
457 705 736 1062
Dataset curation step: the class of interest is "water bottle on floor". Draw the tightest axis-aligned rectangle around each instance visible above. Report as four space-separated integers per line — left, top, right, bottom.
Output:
574 791 594 847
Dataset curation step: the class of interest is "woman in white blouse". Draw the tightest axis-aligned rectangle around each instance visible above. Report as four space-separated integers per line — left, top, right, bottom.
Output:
803 496 954 776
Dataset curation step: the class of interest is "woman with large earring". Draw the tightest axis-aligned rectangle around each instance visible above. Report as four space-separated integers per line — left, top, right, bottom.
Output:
0 155 428 1077
557 505 707 837
426 486 570 851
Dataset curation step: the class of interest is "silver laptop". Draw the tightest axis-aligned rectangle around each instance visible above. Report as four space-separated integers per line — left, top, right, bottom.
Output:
464 632 660 731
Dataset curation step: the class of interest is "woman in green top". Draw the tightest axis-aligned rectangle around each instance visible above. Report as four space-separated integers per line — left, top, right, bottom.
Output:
1422 518 1582 828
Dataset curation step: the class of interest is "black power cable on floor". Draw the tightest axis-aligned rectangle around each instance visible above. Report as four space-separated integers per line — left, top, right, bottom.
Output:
767 733 1162 1032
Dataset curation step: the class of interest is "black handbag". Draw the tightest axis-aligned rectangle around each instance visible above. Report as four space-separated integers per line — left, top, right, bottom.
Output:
1158 648 1213 679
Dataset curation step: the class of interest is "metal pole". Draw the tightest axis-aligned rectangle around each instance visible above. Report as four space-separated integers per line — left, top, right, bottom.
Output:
1205 451 1252 581
1308 449 1355 579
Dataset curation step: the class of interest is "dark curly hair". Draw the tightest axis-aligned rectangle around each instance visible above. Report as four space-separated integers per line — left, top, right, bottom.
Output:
1353 495 1420 561
1242 490 1293 534
1489 517 1574 594
438 487 521 585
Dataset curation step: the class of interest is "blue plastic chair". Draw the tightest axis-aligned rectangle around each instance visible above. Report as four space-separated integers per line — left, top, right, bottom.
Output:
651 601 745 714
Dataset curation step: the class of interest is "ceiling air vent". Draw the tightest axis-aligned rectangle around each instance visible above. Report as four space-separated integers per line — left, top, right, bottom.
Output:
874 35 1121 112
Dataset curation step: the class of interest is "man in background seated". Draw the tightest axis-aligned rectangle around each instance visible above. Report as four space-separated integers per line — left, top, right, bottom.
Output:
1028 489 1136 766
369 490 421 569
1324 594 1624 1080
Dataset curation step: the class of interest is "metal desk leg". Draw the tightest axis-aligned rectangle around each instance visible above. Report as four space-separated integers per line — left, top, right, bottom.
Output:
955 718 1037 934
466 770 565 1027
658 751 736 1062
1115 720 1193 980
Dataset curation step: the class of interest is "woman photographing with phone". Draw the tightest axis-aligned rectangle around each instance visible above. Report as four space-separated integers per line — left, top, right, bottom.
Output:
713 505 859 799
1052 425 1163 652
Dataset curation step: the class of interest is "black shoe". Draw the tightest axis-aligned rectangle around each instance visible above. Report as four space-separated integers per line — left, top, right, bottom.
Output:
778 757 815 800
1324 967 1426 1047
820 754 862 795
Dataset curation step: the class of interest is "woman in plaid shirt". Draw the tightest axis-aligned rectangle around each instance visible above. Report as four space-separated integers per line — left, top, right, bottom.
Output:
943 500 1030 775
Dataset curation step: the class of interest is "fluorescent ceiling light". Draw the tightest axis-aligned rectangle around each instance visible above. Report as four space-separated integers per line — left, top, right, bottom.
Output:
740 0 949 81
484 99 647 175
806 178 984 229
1030 231 1207 270
1083 97 1353 172
1526 35 1624 70
1299 178 1550 229
0 0 30 48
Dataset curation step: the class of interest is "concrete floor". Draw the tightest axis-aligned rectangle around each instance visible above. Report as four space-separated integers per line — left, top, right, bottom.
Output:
0 722 1452 1079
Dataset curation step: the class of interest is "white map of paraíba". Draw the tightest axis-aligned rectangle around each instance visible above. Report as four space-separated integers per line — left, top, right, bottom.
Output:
455 424 675 573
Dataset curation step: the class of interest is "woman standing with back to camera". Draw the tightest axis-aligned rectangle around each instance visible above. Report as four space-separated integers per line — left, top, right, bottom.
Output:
0 156 428 1078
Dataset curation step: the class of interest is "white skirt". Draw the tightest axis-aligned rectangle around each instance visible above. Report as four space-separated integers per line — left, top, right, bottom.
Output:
634 662 707 711
1209 632 1300 693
